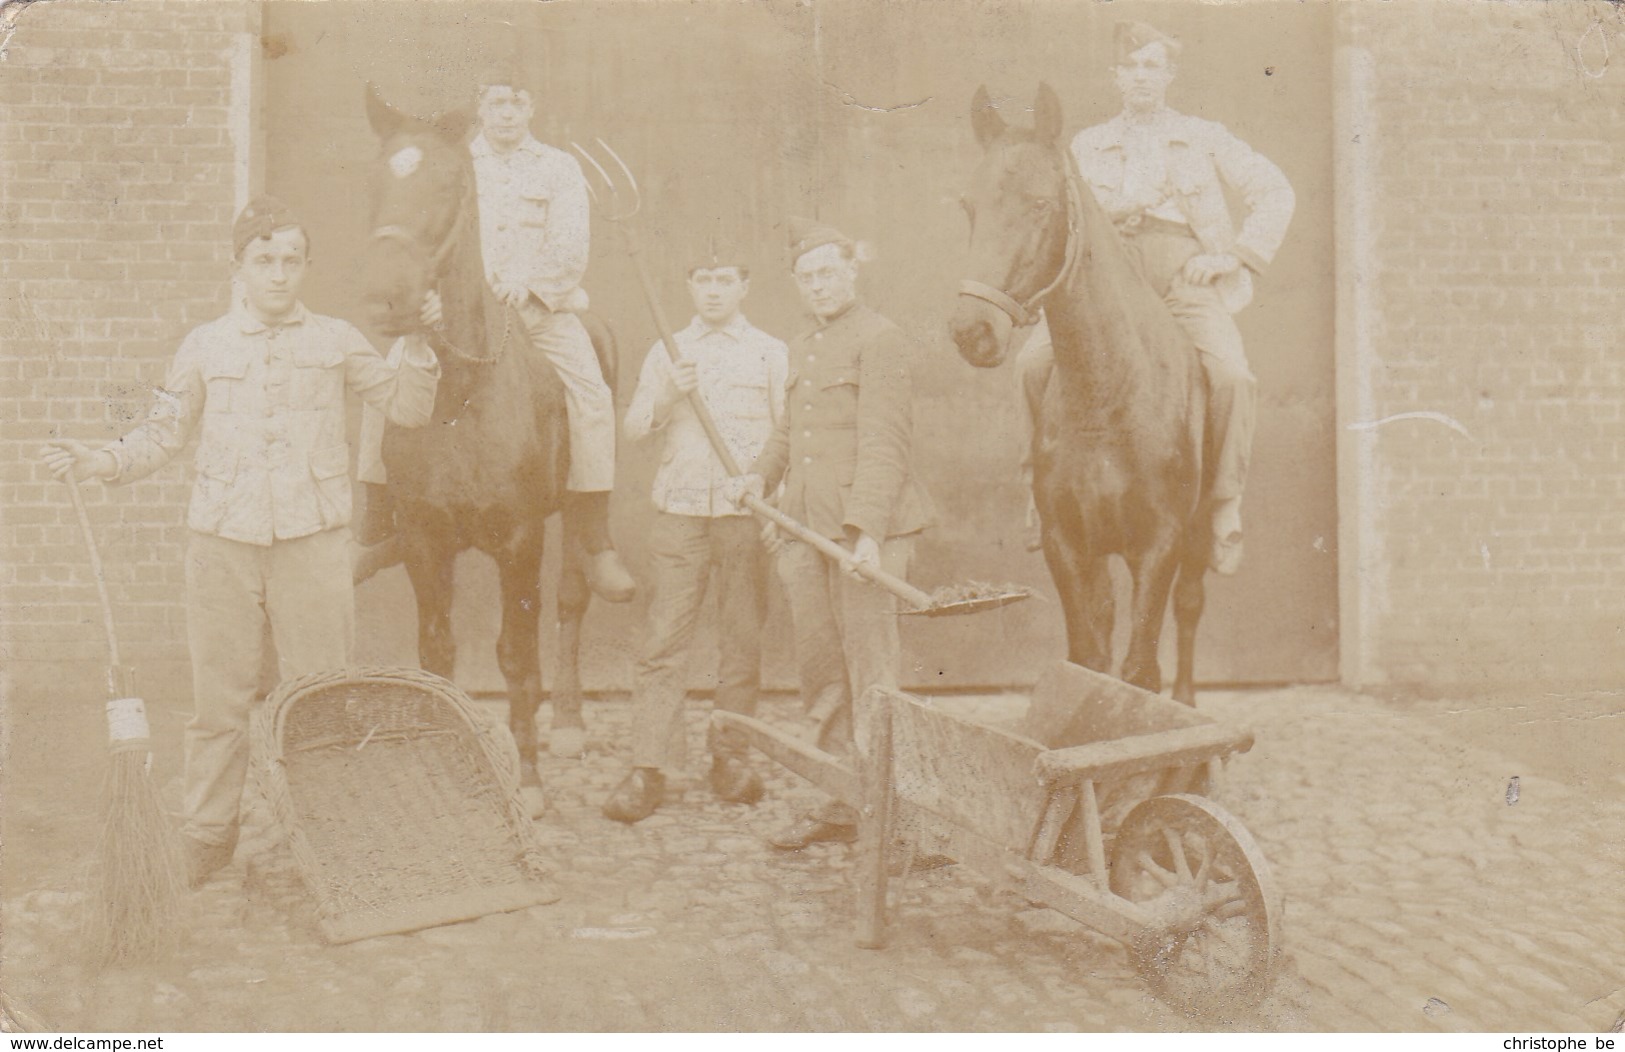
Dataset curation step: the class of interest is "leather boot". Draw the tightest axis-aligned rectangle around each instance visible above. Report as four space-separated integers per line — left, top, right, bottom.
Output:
184 827 239 889
602 767 664 824
708 752 764 805
568 491 637 602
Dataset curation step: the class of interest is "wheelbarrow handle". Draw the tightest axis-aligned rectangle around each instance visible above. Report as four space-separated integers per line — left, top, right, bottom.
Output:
614 222 935 612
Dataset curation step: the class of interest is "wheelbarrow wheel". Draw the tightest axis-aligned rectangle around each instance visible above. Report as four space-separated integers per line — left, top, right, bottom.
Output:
1109 794 1281 1016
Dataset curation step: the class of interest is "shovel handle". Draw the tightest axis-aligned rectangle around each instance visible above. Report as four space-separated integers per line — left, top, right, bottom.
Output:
616 225 933 612
739 493 934 609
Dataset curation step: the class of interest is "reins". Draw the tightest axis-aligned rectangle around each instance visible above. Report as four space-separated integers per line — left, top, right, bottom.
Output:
956 145 1087 330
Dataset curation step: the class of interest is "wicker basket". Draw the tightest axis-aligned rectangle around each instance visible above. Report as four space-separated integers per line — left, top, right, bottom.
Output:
253 666 558 943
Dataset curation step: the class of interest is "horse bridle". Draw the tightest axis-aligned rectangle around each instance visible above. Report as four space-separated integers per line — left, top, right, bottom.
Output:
956 146 1087 330
370 167 510 365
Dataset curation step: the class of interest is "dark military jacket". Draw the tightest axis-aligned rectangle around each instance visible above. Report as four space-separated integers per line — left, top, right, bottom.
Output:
752 302 935 542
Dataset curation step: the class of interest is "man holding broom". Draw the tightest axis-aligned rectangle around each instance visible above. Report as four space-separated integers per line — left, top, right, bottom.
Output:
601 241 788 824
41 197 442 888
724 219 936 851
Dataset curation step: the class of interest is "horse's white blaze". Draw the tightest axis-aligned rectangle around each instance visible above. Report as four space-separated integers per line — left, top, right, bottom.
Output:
388 146 423 179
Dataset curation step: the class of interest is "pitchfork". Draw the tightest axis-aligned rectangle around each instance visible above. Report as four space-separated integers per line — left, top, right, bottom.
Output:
573 138 1030 618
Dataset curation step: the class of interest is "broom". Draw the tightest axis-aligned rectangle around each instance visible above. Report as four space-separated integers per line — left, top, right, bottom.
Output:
64 475 185 966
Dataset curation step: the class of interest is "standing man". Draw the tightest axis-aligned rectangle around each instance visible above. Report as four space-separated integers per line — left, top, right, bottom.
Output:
1017 20 1295 573
725 219 935 850
356 67 635 601
41 198 442 887
601 245 788 824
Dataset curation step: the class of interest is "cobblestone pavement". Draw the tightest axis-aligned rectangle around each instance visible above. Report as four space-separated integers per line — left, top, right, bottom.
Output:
3 683 1622 1032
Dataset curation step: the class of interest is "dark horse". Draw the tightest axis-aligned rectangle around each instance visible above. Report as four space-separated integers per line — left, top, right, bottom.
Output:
357 86 615 775
950 84 1213 705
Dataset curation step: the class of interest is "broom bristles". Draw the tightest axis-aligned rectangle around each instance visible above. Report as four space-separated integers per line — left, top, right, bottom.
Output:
83 741 186 968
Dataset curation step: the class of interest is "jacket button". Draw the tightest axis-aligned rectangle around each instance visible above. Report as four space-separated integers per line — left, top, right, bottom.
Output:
802 456 812 464
803 430 812 438
803 403 813 411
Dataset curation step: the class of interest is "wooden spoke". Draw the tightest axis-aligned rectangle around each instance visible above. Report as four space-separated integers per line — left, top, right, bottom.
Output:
1110 795 1282 1016
1164 828 1192 881
1136 851 1181 889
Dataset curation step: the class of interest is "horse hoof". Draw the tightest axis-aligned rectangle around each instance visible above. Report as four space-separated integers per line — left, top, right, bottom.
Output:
520 784 547 819
548 726 586 760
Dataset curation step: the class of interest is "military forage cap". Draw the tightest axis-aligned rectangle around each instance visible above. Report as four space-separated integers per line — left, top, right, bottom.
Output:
786 216 853 265
232 195 303 257
477 63 526 95
691 233 749 274
1115 20 1182 63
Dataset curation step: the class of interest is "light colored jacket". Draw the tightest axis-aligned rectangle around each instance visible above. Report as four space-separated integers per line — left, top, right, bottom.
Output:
470 132 590 313
101 303 440 545
624 314 787 518
1071 110 1295 313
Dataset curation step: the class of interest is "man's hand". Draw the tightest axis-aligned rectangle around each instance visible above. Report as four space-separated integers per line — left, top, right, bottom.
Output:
669 359 699 396
759 519 785 557
561 287 590 314
847 532 881 581
419 289 443 328
1182 253 1241 286
40 440 114 483
491 280 530 310
655 358 700 416
722 473 765 510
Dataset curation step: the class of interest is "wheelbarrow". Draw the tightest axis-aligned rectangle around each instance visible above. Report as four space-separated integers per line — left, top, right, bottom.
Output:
712 661 1282 1014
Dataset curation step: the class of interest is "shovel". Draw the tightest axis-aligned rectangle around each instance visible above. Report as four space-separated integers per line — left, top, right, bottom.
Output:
574 139 1030 618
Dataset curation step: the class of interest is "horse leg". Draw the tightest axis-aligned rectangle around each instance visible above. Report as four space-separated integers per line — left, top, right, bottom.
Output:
1121 526 1182 695
494 529 546 782
1170 531 1209 707
552 543 591 744
1041 522 1113 674
399 512 458 681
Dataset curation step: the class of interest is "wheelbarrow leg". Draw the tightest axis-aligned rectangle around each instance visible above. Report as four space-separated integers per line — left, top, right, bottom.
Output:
855 693 893 949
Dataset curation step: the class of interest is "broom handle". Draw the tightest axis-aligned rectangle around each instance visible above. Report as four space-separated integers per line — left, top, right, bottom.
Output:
65 476 126 689
617 224 934 610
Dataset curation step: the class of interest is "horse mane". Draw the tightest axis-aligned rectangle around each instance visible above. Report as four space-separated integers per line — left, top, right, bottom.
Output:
429 151 496 368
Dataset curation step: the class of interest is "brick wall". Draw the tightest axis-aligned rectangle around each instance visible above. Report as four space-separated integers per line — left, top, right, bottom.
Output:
7 0 1623 698
1337 1 1625 689
1 0 257 698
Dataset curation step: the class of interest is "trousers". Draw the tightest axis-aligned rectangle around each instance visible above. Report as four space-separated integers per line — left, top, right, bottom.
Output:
182 528 354 846
629 512 769 770
1016 227 1257 502
775 533 914 826
358 295 616 493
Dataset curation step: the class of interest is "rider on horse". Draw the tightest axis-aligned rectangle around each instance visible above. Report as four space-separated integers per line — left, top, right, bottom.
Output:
1018 21 1295 575
357 66 636 602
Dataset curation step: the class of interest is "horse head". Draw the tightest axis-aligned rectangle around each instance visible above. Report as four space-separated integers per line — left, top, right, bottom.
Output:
951 83 1071 369
360 85 477 339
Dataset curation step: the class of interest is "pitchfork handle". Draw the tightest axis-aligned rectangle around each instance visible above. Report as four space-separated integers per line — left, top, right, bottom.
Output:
617 226 934 611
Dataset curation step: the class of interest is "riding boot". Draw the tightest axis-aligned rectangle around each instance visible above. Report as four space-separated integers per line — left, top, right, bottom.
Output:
566 490 637 603
356 482 396 547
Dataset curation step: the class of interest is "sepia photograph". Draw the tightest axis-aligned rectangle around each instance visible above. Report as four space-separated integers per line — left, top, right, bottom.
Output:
1 0 1622 1035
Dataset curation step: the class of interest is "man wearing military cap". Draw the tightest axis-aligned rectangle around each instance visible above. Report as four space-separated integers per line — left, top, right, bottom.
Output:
355 65 635 601
41 197 442 888
725 218 935 850
1018 19 1295 573
601 240 789 824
